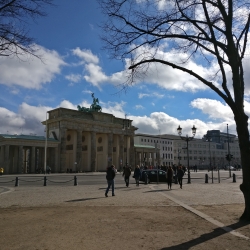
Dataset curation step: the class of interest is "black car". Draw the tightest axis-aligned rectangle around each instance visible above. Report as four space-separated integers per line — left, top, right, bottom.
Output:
140 169 175 183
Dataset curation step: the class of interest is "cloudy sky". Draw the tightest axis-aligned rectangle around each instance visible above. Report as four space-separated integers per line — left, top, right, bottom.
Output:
0 0 249 138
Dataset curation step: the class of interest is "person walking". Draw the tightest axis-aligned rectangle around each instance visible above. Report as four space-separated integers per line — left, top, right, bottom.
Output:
105 165 116 197
123 164 132 187
166 166 174 189
133 165 141 186
177 166 184 189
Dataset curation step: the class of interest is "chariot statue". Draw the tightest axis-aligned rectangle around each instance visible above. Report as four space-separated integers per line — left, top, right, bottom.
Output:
77 93 102 112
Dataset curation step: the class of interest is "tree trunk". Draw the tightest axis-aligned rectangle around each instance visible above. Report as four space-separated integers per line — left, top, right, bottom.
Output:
235 112 250 221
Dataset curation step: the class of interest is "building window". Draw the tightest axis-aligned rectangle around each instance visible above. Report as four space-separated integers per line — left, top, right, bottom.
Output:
113 147 116 152
141 139 143 142
82 135 85 142
97 146 103 152
98 137 102 143
82 145 87 151
67 135 71 141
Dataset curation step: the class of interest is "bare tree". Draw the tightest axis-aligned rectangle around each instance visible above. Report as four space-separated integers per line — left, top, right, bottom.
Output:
99 0 250 220
0 0 53 58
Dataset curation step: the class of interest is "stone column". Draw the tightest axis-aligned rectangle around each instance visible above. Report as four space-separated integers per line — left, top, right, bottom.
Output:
30 146 36 173
107 133 113 167
18 146 23 174
60 128 67 172
76 130 82 172
4 145 10 174
90 131 96 171
129 136 135 169
54 146 59 173
119 135 124 171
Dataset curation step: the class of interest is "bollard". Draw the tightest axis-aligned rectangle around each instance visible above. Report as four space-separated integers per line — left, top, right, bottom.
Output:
144 173 148 185
44 176 47 186
205 174 208 183
15 177 19 187
233 173 236 183
74 175 78 186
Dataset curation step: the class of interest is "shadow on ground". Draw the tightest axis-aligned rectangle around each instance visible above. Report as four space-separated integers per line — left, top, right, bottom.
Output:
65 197 105 203
161 221 249 250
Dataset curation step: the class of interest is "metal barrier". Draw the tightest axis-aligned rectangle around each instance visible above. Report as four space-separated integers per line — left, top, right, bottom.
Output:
0 176 78 187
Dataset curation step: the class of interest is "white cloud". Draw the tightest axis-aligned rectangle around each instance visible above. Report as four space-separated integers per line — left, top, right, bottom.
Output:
139 92 165 99
135 105 144 110
83 63 108 88
72 47 99 64
190 98 234 122
0 45 66 89
139 93 150 98
65 74 82 83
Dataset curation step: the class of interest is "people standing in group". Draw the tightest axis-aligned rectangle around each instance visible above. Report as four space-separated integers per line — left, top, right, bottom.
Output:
105 164 116 197
133 165 141 186
166 166 174 189
123 164 132 187
177 166 184 189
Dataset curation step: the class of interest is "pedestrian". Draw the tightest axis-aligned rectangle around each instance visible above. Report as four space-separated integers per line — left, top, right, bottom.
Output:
105 164 116 197
166 166 173 189
123 164 132 187
133 165 141 186
177 166 184 189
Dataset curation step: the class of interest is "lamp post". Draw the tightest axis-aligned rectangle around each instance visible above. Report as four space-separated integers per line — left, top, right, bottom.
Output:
206 136 213 183
178 149 181 166
177 125 197 184
44 112 48 175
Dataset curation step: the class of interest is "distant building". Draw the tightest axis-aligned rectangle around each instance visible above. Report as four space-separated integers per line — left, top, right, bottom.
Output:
134 133 174 167
135 131 241 169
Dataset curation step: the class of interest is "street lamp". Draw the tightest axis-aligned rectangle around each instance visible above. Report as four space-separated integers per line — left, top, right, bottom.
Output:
206 136 213 183
177 125 197 184
178 149 181 166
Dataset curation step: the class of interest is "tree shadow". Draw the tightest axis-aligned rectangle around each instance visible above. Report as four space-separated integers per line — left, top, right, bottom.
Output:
160 221 249 250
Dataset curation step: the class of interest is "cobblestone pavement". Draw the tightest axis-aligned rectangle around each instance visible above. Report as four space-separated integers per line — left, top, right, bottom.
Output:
0 176 249 250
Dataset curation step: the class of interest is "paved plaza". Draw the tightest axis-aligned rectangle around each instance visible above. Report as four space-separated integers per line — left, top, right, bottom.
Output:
0 172 249 249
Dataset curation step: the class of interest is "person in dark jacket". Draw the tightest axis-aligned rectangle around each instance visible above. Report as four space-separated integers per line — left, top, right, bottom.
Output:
123 164 132 187
105 165 116 197
166 166 174 190
177 166 184 189
133 165 141 186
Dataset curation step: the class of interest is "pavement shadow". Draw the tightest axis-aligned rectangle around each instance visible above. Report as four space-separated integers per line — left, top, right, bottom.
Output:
160 221 249 250
99 186 132 190
144 189 171 193
65 197 105 203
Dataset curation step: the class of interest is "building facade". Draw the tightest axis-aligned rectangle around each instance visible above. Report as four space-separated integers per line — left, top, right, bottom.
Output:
134 134 174 167
42 107 138 173
0 134 59 174
134 131 241 169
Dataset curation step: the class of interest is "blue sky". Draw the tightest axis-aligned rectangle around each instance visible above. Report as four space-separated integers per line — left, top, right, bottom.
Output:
0 0 249 138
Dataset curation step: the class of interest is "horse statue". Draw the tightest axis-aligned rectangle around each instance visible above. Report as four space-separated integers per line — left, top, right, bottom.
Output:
77 93 102 112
